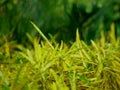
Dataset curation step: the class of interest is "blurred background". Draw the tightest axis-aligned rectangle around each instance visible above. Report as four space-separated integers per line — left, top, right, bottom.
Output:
0 0 120 44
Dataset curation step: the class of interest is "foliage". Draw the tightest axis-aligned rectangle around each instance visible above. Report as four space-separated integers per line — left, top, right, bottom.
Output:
0 23 120 90
67 0 120 44
0 0 120 44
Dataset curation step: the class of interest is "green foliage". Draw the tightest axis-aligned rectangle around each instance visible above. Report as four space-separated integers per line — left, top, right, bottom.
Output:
0 0 120 44
68 0 120 44
0 23 120 90
0 1 120 89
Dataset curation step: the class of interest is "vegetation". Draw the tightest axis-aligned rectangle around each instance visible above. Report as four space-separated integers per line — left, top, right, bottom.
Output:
0 22 120 90
0 0 120 43
0 0 120 90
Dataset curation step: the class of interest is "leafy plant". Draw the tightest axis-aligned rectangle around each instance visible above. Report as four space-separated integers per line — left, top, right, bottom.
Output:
1 22 120 90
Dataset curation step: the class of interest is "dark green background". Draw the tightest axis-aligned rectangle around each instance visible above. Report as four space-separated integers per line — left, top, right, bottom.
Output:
0 0 120 44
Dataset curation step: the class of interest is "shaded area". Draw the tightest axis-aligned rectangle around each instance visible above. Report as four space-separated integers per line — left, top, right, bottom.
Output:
0 0 120 44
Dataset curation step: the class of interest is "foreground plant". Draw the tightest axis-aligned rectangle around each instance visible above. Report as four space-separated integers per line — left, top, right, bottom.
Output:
0 22 120 90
